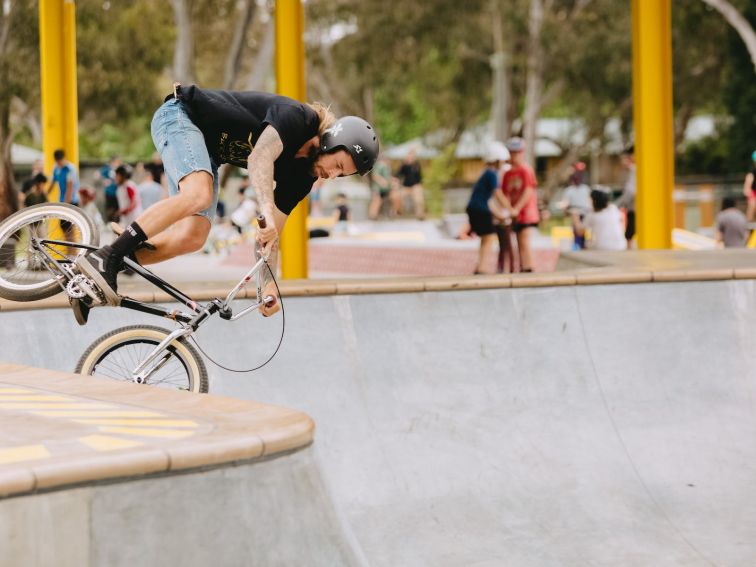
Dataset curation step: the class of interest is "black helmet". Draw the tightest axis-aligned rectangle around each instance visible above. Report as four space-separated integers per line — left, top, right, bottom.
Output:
320 116 379 175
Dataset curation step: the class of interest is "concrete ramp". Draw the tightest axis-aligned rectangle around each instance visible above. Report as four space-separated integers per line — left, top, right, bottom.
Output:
3 277 756 565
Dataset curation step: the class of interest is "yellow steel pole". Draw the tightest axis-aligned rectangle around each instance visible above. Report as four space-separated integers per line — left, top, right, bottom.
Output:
275 0 308 279
39 0 79 202
631 0 674 249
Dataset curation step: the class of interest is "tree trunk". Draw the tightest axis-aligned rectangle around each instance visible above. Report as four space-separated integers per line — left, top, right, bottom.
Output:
171 0 195 83
0 104 19 222
523 0 546 167
246 15 275 91
223 0 257 90
490 0 509 142
702 0 756 73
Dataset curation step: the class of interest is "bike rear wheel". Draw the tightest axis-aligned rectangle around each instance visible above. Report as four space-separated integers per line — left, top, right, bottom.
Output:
75 325 209 393
0 203 99 302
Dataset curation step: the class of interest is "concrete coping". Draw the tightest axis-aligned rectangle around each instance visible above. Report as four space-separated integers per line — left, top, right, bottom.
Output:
0 363 314 498
0 268 754 312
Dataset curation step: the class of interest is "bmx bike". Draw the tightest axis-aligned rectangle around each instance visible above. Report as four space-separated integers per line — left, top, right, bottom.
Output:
0 203 277 393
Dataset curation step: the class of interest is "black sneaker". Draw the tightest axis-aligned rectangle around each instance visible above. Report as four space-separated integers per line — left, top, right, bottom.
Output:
70 297 91 326
75 247 122 306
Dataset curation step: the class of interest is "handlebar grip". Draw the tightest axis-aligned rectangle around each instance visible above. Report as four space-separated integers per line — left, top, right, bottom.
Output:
257 215 267 229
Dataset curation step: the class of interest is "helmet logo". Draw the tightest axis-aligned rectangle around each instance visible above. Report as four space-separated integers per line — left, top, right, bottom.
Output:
328 123 343 137
353 144 363 154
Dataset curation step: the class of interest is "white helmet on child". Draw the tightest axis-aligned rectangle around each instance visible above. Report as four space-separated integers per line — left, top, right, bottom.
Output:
484 141 510 164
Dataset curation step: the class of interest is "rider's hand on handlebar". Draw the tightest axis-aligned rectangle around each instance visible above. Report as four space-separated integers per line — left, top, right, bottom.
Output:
259 281 280 317
256 213 278 258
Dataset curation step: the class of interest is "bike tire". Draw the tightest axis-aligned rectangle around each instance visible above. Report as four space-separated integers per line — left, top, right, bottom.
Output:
75 325 209 393
0 203 99 302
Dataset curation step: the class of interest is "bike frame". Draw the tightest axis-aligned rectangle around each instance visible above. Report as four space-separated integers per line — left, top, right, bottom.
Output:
34 236 273 384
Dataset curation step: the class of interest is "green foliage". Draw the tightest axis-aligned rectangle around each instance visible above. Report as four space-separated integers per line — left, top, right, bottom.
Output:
676 135 730 176
78 116 155 162
720 0 756 173
76 0 174 125
423 143 460 217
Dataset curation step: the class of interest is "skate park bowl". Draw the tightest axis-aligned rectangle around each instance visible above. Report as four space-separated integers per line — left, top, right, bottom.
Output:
2 261 756 566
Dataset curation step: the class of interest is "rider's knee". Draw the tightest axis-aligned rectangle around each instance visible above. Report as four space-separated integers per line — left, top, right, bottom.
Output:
177 175 214 214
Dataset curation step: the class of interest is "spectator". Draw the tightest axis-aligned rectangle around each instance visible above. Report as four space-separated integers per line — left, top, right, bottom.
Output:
115 165 142 227
138 167 164 211
77 186 105 232
24 173 48 208
309 177 325 217
19 160 45 206
332 193 351 236
743 150 756 221
716 196 748 248
617 145 636 249
97 156 121 223
501 137 539 272
368 156 396 220
573 189 626 251
563 162 592 249
144 152 166 187
466 141 510 274
396 148 425 220
230 187 258 234
47 148 80 205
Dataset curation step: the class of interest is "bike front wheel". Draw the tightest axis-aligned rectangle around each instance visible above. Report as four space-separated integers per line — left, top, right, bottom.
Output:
75 325 209 393
0 203 99 302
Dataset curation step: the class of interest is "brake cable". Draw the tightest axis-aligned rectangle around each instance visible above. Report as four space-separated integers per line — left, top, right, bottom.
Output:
189 260 285 373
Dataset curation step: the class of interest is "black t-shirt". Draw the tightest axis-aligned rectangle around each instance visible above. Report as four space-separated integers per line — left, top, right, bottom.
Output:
751 167 756 191
397 162 422 187
175 86 319 214
336 204 349 221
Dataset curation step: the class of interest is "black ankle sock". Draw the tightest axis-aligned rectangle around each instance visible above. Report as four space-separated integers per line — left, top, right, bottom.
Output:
109 222 148 259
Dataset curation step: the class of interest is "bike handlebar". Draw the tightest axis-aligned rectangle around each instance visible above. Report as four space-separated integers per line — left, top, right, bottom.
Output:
257 215 267 229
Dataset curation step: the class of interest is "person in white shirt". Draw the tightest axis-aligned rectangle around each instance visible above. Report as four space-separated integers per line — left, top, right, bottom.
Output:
230 187 259 234
573 188 626 251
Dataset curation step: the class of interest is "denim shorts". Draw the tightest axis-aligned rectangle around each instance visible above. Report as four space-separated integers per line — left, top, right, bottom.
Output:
150 98 219 221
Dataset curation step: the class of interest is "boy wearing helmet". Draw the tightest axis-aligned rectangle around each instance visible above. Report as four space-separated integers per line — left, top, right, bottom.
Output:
76 84 378 319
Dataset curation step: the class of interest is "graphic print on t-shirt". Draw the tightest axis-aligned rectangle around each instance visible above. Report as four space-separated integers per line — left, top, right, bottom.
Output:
219 132 256 166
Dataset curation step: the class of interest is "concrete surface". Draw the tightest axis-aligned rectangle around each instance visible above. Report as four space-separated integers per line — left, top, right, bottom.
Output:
1 446 364 567
3 279 756 565
0 363 314 497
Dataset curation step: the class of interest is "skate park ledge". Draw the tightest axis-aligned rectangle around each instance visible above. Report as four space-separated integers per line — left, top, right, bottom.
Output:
3 264 756 311
0 363 314 498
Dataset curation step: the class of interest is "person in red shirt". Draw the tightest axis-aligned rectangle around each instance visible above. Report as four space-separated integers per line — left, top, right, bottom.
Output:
499 137 539 272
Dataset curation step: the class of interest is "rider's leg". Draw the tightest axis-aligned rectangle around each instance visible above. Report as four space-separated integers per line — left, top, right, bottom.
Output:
130 171 213 238
134 215 211 265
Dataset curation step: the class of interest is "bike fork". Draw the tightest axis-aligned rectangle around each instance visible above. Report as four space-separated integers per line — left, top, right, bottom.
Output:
131 327 193 385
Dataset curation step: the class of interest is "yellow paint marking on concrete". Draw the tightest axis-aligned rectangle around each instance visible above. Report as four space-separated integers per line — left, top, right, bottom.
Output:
73 419 198 428
0 444 51 464
0 388 35 394
79 435 144 451
99 426 196 439
31 410 164 418
0 395 73 402
0 403 114 410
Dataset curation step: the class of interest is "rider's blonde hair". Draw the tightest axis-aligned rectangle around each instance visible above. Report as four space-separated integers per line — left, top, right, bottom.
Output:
307 101 336 138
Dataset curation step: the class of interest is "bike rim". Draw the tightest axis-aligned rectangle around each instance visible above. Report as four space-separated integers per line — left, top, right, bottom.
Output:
0 210 91 292
91 339 195 391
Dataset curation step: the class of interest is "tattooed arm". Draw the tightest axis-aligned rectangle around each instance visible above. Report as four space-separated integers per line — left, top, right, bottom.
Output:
248 125 284 257
248 125 286 317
